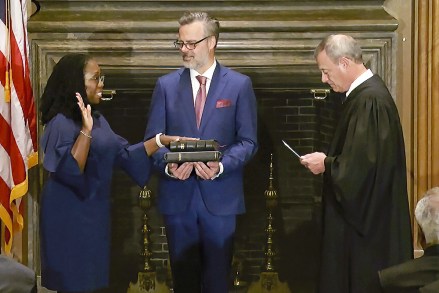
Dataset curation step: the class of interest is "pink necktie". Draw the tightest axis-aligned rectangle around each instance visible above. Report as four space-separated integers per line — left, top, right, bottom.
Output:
195 75 207 128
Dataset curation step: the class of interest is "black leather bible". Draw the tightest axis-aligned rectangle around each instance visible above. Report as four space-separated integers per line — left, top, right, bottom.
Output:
164 151 221 163
169 140 220 152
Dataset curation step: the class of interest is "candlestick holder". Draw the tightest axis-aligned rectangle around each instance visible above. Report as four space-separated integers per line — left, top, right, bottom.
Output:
127 186 170 293
248 154 291 293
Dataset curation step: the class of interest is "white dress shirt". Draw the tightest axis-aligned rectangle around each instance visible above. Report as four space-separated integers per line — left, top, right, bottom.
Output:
346 69 373 98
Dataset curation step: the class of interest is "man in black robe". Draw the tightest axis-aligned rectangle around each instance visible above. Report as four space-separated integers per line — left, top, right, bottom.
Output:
379 187 439 293
300 34 413 293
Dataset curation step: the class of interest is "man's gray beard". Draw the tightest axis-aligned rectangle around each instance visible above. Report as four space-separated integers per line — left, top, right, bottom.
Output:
183 58 204 71
183 61 195 70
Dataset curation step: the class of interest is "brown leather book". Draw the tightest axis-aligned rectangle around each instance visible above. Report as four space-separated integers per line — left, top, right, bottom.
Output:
169 140 220 152
164 151 222 163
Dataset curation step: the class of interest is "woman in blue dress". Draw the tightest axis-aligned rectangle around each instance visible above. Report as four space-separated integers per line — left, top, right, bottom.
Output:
39 53 180 293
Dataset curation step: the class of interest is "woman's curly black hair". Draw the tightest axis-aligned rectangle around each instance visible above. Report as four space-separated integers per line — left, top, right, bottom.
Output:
40 53 99 125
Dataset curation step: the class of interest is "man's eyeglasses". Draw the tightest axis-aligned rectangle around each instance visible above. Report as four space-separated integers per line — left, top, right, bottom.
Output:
87 75 105 84
173 36 211 50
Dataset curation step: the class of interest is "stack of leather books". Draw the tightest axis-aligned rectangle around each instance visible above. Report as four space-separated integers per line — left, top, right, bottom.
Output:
164 139 222 163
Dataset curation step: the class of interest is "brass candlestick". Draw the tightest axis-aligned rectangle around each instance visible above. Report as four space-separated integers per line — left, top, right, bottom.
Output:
139 186 154 274
248 154 291 293
136 185 156 292
127 185 170 293
264 153 278 272
232 253 247 291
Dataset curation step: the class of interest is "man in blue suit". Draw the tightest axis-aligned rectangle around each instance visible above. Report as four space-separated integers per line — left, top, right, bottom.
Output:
144 11 258 293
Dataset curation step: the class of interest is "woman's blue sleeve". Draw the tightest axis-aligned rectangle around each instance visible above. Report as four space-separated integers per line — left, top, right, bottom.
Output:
114 135 152 187
41 117 101 199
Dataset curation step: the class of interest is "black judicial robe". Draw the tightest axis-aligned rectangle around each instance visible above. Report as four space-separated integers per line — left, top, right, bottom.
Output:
318 75 413 293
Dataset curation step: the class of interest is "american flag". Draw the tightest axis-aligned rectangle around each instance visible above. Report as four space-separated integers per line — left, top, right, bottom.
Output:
0 0 38 254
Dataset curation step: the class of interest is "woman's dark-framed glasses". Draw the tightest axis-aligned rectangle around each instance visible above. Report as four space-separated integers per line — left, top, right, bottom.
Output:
173 36 211 50
87 75 105 84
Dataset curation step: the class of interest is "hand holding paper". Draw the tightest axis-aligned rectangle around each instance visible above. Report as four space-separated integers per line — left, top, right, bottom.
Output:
300 152 326 175
282 140 326 174
282 140 301 158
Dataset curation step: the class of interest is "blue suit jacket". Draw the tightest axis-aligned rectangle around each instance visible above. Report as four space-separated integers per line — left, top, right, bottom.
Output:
145 62 258 215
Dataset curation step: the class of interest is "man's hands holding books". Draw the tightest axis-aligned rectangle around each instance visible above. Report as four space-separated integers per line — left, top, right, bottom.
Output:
165 138 222 180
194 161 220 180
168 162 194 180
168 161 220 180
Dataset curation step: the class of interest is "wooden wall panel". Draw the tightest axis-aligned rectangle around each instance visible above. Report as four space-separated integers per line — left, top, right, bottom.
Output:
414 0 439 250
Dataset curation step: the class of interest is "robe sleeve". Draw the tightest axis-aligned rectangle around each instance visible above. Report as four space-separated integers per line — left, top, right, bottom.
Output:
114 135 152 187
324 92 405 236
41 115 101 199
421 280 439 293
378 260 417 292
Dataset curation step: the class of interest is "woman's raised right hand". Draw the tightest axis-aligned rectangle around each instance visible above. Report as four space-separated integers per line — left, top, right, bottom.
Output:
76 92 93 132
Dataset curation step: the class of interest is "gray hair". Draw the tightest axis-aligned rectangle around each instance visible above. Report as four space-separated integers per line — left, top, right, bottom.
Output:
415 187 439 244
314 34 363 64
178 12 220 47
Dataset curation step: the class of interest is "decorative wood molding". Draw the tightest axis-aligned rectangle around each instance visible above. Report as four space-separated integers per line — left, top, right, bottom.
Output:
29 1 395 33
